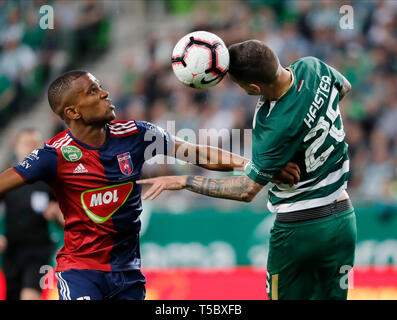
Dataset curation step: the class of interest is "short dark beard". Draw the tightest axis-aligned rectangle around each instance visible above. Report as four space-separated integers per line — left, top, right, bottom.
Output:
82 113 115 127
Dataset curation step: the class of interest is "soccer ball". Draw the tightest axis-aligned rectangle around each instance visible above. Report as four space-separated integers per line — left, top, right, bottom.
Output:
171 31 230 89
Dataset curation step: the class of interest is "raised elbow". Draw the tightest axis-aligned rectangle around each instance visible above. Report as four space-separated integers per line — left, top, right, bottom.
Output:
340 77 351 99
345 80 352 94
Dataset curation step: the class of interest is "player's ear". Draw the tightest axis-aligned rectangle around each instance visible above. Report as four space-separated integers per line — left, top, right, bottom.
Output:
64 105 81 121
248 83 261 94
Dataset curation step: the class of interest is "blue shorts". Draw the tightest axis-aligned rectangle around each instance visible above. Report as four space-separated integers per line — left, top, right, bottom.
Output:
55 269 146 300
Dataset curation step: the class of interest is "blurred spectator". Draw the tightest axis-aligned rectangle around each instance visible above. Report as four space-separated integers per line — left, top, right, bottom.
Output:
0 74 17 125
0 31 37 88
0 0 111 126
73 0 106 60
0 128 63 300
377 92 397 142
358 130 394 202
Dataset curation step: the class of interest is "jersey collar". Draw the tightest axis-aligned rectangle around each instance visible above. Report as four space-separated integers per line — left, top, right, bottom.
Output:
67 126 111 150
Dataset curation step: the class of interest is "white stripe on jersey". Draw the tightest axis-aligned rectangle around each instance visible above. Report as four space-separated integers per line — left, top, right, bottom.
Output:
271 160 349 199
109 128 138 135
108 120 135 129
108 120 135 127
51 135 70 148
267 182 347 213
109 123 137 132
57 137 72 149
109 121 138 136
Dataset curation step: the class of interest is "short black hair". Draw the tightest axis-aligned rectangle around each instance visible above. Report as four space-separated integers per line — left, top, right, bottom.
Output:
47 70 88 118
228 40 280 84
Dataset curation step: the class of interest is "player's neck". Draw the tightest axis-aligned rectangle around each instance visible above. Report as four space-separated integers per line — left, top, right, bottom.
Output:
69 124 107 147
273 68 293 101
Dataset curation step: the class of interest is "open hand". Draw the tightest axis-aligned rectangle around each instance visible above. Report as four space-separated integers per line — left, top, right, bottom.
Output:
136 176 187 200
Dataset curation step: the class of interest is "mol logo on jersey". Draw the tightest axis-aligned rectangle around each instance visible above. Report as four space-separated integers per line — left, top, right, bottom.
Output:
81 182 133 223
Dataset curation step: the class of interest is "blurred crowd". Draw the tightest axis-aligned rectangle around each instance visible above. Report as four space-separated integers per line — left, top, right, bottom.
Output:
1 0 396 212
0 0 112 127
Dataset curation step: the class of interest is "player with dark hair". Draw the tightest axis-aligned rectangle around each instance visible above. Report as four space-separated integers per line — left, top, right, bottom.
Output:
137 39 355 300
0 70 299 300
228 40 281 85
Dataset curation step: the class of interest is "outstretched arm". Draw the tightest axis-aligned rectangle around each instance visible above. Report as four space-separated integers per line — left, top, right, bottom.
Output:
0 168 26 196
172 137 300 185
173 137 248 171
137 174 264 202
185 174 263 202
137 161 300 201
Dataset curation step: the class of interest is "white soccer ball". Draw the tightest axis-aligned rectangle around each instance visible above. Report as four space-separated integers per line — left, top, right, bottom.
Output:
171 31 230 89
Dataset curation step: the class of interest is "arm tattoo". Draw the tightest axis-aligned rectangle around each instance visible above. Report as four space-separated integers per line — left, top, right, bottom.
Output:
186 175 258 202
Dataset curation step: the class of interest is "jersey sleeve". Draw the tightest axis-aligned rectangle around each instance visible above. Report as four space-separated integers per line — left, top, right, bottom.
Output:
135 121 175 160
245 108 302 185
327 65 345 93
13 145 58 184
313 56 345 92
301 56 346 93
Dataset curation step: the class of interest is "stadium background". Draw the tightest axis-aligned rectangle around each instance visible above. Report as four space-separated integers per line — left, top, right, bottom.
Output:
0 0 396 300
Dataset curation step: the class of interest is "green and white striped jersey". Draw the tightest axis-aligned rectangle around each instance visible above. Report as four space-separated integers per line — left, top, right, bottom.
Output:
245 56 349 213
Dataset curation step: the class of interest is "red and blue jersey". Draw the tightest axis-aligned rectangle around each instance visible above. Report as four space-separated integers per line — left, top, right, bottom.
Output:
13 120 173 272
